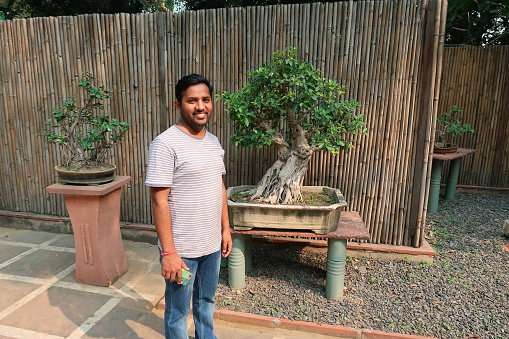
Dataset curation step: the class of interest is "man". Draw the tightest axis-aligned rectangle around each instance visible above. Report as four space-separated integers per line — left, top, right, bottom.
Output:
145 73 232 339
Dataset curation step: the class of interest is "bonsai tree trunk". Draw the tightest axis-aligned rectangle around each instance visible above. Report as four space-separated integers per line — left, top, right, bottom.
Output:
250 128 315 204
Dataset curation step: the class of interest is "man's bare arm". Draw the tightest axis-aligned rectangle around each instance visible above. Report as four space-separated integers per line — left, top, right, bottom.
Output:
221 180 232 257
150 186 189 284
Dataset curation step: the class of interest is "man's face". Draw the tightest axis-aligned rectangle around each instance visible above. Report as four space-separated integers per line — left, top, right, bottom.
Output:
175 83 212 135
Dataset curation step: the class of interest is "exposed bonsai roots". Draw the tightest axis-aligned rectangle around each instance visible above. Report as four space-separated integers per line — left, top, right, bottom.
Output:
250 151 312 204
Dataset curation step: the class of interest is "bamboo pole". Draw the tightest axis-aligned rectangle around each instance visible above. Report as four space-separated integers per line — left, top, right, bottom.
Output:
10 19 30 212
409 0 444 247
386 0 415 244
15 18 36 213
26 18 46 213
365 0 391 242
372 0 397 244
490 47 509 187
1 21 22 212
353 0 375 231
343 0 363 211
393 0 420 245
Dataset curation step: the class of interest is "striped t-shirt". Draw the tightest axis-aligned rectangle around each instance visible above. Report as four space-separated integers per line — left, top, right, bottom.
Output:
145 125 226 258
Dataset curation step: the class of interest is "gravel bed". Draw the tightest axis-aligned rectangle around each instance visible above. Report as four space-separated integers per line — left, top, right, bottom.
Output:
216 191 509 338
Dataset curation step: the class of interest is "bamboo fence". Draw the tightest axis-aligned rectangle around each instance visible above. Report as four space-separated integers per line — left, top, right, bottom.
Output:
437 45 509 188
0 0 465 248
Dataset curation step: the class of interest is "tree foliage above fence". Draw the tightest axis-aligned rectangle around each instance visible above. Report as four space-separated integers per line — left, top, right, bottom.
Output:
176 0 509 46
446 0 509 45
7 0 508 45
6 0 172 19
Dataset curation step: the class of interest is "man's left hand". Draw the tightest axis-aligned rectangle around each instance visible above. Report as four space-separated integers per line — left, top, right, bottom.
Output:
221 228 232 257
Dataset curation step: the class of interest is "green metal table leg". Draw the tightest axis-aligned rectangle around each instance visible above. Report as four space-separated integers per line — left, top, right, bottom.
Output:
326 238 347 300
228 233 246 290
444 158 462 200
245 235 252 273
428 158 443 213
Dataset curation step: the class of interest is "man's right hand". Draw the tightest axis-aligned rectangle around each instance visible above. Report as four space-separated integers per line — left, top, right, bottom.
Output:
161 254 190 284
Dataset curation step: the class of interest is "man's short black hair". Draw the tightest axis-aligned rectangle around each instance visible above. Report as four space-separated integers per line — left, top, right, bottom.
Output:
175 74 213 104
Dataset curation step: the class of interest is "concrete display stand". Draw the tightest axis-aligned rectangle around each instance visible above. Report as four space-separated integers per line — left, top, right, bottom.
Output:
428 148 475 213
228 211 370 300
46 176 131 286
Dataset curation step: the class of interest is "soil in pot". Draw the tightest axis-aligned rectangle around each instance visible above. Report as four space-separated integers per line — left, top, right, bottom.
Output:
230 190 334 206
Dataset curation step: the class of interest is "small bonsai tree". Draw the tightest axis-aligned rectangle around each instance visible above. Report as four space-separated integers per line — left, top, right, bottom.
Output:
435 105 475 148
220 47 366 204
40 72 130 171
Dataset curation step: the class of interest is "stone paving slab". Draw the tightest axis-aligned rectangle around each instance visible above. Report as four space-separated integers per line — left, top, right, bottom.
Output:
49 234 76 248
0 228 57 244
82 298 165 339
0 249 75 279
0 286 111 337
0 280 40 311
0 243 31 263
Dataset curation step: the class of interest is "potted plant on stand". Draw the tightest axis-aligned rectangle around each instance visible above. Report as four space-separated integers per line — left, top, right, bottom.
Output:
220 46 366 234
428 105 476 214
434 105 475 154
40 72 131 286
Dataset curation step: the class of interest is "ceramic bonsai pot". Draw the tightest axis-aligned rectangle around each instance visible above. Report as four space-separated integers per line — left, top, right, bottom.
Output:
55 165 117 185
433 143 458 154
227 185 348 235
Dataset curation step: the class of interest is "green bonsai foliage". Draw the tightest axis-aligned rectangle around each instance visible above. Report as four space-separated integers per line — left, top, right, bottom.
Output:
435 105 475 148
220 46 366 204
39 72 130 171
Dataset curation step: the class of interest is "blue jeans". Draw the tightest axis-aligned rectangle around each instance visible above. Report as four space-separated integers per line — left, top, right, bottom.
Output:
163 250 220 339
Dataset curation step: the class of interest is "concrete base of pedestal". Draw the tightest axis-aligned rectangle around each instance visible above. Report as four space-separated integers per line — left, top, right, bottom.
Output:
46 176 131 286
504 219 509 237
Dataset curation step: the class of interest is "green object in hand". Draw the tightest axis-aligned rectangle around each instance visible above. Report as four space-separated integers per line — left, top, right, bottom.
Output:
180 268 192 286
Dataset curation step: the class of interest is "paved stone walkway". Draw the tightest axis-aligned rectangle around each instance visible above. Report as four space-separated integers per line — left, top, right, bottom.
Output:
0 226 341 339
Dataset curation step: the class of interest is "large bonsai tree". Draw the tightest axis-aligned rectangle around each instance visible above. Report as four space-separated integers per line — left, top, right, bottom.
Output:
221 47 366 204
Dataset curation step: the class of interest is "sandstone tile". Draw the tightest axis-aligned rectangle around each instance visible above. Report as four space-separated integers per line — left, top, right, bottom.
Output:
48 234 76 249
122 241 159 262
0 229 57 245
0 280 40 311
82 297 164 339
0 249 74 279
0 286 111 337
0 243 31 263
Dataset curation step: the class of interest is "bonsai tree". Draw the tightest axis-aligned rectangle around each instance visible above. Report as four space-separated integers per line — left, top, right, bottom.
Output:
220 47 366 204
435 105 475 148
39 71 130 171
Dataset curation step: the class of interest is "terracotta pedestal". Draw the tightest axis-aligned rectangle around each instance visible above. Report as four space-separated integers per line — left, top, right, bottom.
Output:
46 176 131 286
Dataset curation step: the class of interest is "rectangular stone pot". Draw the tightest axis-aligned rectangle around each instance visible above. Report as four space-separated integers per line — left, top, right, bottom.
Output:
227 185 348 235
